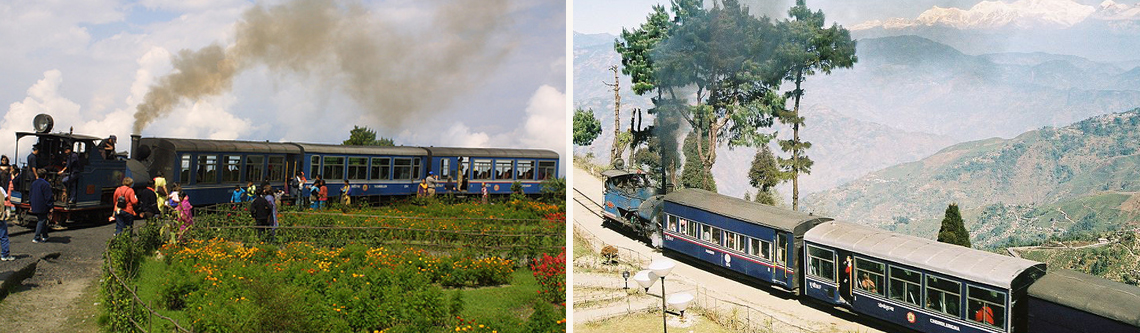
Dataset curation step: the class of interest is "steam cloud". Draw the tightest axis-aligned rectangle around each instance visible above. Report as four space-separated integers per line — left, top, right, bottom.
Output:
133 0 514 134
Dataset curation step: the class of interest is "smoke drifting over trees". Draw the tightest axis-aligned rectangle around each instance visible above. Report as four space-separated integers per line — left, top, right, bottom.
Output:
133 0 514 134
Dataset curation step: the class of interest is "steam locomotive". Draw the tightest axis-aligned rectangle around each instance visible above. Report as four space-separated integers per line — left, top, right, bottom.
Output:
600 170 1140 333
9 114 561 226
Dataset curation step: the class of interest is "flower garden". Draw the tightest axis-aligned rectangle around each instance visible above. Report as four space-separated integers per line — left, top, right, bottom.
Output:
101 198 566 333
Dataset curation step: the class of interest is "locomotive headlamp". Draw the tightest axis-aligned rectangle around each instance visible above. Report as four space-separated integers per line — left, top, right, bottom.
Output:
33 114 54 133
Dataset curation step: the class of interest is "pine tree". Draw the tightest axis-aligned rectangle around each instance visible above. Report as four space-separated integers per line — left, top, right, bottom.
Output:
937 204 972 248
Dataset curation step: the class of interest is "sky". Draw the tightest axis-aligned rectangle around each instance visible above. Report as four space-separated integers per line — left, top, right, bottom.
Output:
0 0 567 167
574 0 1140 35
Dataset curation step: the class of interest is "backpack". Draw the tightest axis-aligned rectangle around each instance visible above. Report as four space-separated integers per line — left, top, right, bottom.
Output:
116 195 127 209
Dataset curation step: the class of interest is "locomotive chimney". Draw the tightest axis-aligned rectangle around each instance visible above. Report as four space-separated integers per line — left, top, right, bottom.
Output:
130 134 141 159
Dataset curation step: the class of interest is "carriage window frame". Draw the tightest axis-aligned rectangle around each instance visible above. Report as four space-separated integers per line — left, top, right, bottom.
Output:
516 160 534 180
412 157 422 179
667 215 678 232
685 219 698 238
925 275 962 318
711 227 723 246
245 155 265 183
180 154 191 183
310 155 321 179
749 238 772 261
537 160 556 180
196 155 218 184
807 245 836 283
267 156 285 182
393 158 413 180
370 157 390 180
221 155 242 183
472 159 492 180
966 285 1007 329
322 156 345 180
855 258 887 297
495 160 513 180
347 157 368 180
440 159 451 178
889 266 923 307
735 234 747 252
701 225 712 242
724 231 736 250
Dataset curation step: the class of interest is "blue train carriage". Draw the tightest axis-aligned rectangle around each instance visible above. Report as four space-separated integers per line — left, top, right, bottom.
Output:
803 221 1047 333
423 147 559 196
661 188 832 291
1026 269 1140 333
134 137 301 206
296 143 430 198
601 169 663 244
12 130 133 225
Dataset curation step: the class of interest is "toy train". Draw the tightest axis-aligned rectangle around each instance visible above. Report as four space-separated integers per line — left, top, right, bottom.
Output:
601 170 1140 333
9 114 560 226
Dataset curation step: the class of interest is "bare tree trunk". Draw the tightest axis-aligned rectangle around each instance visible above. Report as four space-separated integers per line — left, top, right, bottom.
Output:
605 65 622 166
791 72 803 211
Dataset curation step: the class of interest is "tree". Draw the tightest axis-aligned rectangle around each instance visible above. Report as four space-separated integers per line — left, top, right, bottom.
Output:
772 0 857 210
680 131 716 191
652 0 786 190
572 108 602 146
937 204 972 248
343 126 396 146
748 145 784 205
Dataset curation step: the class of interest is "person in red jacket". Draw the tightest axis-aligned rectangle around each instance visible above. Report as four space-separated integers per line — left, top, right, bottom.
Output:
111 177 138 235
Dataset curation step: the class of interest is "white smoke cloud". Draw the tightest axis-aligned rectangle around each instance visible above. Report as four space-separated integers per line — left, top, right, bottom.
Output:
1 70 83 165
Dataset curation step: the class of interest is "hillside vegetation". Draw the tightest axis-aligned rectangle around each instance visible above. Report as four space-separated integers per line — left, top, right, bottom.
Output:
806 109 1140 248
1016 231 1140 287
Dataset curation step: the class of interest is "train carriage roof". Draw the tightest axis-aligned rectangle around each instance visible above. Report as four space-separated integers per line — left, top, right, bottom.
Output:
805 221 1045 289
601 169 641 179
141 137 301 154
422 147 559 159
292 143 427 156
663 188 831 233
1028 269 1140 327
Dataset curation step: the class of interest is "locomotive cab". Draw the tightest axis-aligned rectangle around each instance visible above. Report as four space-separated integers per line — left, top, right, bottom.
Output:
601 169 665 247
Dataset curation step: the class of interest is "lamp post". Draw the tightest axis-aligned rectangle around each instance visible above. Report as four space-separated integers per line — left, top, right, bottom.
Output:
666 293 694 319
622 270 631 290
648 259 675 333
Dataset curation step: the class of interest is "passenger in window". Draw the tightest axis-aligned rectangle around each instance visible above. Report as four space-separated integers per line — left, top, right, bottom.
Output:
98 135 116 160
860 273 877 293
58 146 79 204
975 304 994 325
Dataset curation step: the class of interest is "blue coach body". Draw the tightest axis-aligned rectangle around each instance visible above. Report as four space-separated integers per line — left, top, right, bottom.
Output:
661 188 830 292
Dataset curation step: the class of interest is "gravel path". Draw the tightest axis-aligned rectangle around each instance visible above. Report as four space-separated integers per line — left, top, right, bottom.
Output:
0 220 117 332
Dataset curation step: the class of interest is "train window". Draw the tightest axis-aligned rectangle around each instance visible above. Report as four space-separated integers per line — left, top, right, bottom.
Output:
516 160 534 180
712 228 723 246
926 276 961 318
735 234 747 252
197 155 217 183
394 158 414 180
686 220 698 238
440 159 451 178
310 156 320 179
495 160 512 180
537 161 556 180
967 286 1006 329
413 157 422 179
180 154 191 183
725 231 736 250
246 156 265 182
807 246 836 283
472 159 492 180
221 155 241 183
855 258 886 297
667 215 678 232
267 156 285 181
347 157 367 180
701 225 711 242
753 239 772 261
889 267 922 307
459 157 469 179
323 156 345 180
370 158 390 180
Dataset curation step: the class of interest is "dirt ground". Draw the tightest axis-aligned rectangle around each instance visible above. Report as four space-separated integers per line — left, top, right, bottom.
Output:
0 221 117 332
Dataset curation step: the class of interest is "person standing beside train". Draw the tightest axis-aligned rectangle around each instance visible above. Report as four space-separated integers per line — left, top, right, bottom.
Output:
341 180 351 205
251 187 271 241
112 177 138 235
98 135 116 160
153 171 167 215
291 171 305 207
30 169 52 243
58 146 79 204
317 179 328 210
0 183 14 261
263 184 278 242
26 145 40 180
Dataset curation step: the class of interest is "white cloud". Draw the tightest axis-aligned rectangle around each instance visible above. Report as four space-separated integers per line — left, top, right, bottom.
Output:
519 85 566 154
1 70 83 164
854 0 1104 30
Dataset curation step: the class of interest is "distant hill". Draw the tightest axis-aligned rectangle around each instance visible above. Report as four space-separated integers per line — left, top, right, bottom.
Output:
806 35 1140 142
805 109 1140 248
1014 231 1140 287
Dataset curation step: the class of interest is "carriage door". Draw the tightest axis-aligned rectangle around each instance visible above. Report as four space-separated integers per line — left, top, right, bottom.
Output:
776 233 789 281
